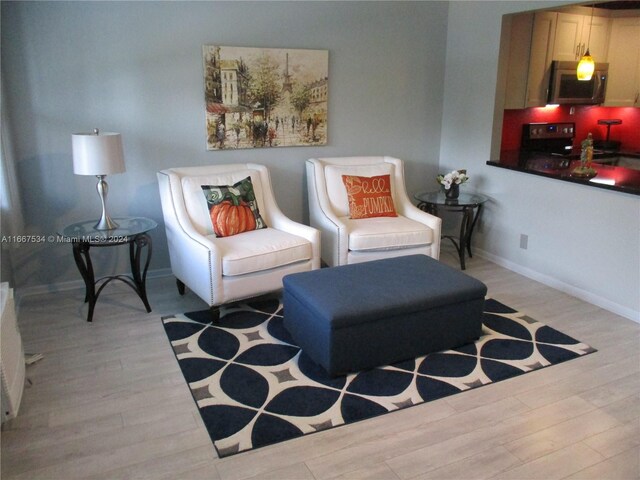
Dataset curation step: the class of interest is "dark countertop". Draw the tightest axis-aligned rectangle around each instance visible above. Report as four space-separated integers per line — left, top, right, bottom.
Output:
488 150 640 196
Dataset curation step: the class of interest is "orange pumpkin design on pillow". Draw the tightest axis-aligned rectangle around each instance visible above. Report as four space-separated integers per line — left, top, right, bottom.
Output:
209 195 257 237
202 176 266 237
342 174 397 219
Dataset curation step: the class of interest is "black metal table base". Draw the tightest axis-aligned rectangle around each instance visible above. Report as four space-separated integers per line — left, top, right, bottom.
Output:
72 233 153 322
417 202 482 270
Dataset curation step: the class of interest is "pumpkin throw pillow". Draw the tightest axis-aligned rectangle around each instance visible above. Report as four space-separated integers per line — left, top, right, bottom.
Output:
201 176 267 237
341 174 397 219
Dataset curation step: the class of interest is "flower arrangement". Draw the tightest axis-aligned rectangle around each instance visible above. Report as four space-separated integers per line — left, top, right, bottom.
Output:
436 169 469 190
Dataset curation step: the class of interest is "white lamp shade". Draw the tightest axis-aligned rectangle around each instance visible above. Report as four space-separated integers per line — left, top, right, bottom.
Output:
72 131 125 176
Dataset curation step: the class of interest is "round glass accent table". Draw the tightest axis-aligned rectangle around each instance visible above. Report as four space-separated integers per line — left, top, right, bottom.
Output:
59 217 157 322
414 191 488 270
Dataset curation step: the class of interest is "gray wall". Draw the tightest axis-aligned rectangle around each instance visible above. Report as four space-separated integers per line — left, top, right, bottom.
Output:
442 1 639 321
1 1 448 289
4 0 638 322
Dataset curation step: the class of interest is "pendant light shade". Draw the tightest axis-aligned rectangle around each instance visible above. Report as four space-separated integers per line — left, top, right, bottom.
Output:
577 5 595 81
577 50 595 81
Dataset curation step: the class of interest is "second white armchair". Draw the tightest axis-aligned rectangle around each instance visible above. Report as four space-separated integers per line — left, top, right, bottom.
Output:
306 156 441 267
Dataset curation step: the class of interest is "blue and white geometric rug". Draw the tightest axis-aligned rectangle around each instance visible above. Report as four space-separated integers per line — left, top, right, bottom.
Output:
161 297 596 458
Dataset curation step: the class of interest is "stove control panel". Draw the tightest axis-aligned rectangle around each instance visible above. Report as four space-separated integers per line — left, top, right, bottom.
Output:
524 122 575 140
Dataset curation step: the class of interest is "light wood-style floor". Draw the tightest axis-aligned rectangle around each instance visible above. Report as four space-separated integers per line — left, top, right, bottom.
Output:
2 245 639 480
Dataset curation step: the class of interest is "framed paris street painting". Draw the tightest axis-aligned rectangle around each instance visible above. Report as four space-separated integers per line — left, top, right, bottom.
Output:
203 45 329 150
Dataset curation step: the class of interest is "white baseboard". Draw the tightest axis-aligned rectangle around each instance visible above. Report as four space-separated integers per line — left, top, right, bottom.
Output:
14 268 173 309
13 258 640 325
474 248 640 324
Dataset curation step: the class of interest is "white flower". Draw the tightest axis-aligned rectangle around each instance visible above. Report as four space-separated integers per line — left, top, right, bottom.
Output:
437 169 469 188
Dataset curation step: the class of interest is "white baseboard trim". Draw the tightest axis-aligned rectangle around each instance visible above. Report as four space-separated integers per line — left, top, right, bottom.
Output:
474 248 640 324
13 257 640 324
14 268 174 308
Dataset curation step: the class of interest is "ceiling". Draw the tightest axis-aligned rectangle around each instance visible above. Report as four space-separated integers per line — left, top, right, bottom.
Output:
593 1 640 9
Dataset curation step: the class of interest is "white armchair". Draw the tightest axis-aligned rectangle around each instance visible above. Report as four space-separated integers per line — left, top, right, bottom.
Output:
158 164 320 312
306 156 441 267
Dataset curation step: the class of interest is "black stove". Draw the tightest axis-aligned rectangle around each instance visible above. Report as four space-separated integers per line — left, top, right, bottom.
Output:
519 122 576 171
521 122 575 155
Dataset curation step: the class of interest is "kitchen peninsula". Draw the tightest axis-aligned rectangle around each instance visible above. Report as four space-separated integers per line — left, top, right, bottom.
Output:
490 105 640 195
489 149 640 195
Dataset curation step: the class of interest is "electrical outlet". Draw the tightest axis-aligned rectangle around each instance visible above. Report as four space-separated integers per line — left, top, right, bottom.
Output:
520 234 528 250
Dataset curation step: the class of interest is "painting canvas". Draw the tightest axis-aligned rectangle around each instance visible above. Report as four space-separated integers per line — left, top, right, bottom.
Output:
203 45 328 150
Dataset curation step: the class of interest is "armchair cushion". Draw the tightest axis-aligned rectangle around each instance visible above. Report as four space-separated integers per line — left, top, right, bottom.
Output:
215 228 313 276
345 216 433 251
342 174 397 219
202 176 267 237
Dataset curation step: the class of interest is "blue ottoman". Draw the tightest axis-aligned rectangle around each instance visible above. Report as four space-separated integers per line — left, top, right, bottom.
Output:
282 255 487 376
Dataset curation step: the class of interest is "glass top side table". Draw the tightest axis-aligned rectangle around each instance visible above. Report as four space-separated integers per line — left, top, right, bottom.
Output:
414 191 488 270
59 217 158 322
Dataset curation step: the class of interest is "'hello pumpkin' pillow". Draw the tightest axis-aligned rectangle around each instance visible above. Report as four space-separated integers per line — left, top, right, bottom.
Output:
201 176 267 237
341 174 397 219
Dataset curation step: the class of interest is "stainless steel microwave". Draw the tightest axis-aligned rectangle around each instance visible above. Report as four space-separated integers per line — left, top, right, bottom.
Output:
547 61 608 105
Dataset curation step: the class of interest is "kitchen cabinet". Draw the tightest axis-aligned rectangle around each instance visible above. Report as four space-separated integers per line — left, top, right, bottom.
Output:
503 12 556 109
604 17 640 107
525 12 557 107
553 12 611 63
503 13 534 109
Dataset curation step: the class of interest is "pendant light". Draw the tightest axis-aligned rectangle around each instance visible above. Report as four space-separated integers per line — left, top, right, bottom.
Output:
577 4 595 81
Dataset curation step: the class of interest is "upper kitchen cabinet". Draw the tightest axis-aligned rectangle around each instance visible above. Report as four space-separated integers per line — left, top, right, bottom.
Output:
503 13 534 109
553 12 611 63
604 16 640 107
502 11 556 109
526 12 557 107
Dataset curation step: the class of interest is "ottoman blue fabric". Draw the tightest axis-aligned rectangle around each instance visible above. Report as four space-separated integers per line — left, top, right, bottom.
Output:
282 255 488 376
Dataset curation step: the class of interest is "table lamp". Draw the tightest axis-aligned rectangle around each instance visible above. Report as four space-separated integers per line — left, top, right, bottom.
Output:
72 128 125 230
